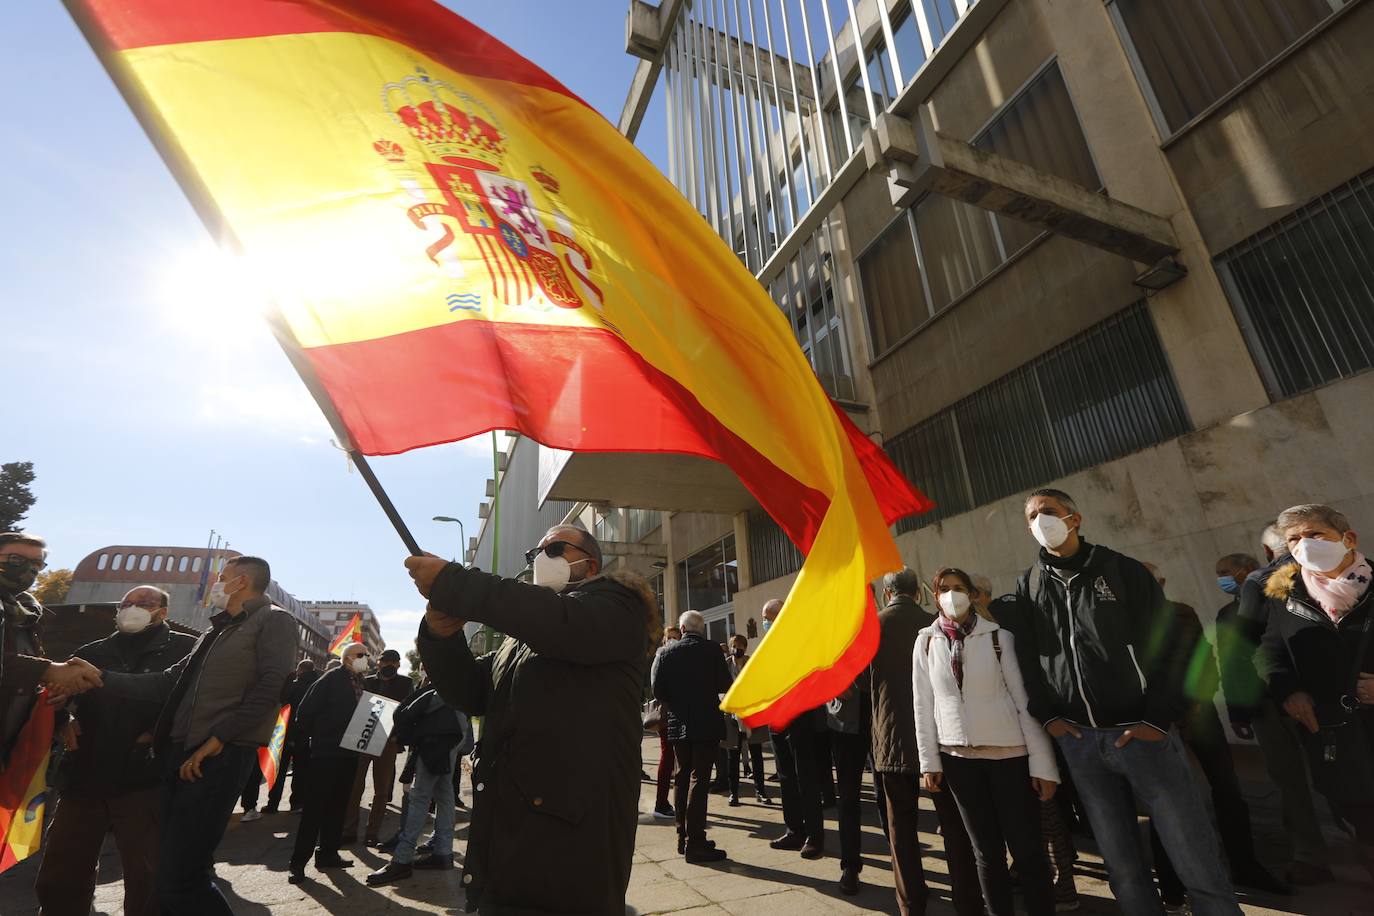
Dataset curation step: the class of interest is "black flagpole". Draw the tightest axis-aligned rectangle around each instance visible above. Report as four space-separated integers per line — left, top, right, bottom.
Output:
350 451 423 556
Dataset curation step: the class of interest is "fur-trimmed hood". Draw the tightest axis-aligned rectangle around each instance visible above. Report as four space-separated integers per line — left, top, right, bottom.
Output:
1264 562 1301 601
583 569 662 649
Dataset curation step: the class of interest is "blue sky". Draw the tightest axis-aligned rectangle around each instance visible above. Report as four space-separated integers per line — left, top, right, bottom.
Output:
2 3 664 651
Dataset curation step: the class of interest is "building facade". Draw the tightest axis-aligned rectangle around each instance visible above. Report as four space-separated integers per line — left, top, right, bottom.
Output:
68 545 331 664
302 600 385 658
476 0 1374 679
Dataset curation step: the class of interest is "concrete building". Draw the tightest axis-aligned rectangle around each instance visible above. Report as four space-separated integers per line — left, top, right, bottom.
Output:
68 545 331 664
302 600 385 658
475 0 1374 676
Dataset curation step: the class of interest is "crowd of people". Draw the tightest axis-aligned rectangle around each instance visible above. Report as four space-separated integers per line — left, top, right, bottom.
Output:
0 489 1370 914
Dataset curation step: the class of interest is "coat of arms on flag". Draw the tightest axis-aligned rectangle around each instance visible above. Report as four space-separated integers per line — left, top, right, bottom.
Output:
373 69 603 319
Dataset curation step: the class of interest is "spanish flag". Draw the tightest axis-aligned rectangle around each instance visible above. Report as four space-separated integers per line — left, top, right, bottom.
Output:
328 612 364 658
0 696 55 873
258 704 292 787
68 0 930 727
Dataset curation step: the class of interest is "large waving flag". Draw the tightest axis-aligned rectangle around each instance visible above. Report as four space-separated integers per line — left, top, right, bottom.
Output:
68 0 930 727
328 612 365 658
0 696 55 873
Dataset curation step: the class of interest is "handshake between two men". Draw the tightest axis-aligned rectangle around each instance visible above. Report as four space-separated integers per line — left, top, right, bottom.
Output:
41 656 104 700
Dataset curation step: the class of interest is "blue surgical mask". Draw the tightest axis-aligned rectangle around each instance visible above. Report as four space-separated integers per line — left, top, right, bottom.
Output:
761 618 772 634
1217 575 1240 596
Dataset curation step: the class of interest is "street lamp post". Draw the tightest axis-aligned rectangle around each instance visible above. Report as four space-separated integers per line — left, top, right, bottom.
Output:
432 516 466 563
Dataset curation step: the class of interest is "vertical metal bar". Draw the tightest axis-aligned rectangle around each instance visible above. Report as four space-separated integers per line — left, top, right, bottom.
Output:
875 0 904 88
677 18 698 212
673 29 689 198
706 0 739 258
911 0 936 56
730 0 770 270
719 0 756 268
743 0 786 256
793 0 836 187
665 36 677 191
689 0 723 233
759 0 799 230
819 0 856 154
844 0 878 123
777 0 819 205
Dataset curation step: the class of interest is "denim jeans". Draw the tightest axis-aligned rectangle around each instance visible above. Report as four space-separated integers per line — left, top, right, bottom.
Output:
394 747 458 865
1054 727 1240 916
157 743 257 916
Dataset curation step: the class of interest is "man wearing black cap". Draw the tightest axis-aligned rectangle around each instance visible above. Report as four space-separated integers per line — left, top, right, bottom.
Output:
344 648 413 845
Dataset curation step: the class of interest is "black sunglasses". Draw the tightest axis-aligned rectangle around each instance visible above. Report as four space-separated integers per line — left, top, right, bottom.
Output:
0 554 46 572
524 541 581 565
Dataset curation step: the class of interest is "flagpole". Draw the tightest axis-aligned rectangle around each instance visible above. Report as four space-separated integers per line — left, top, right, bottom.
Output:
485 431 501 653
350 451 423 556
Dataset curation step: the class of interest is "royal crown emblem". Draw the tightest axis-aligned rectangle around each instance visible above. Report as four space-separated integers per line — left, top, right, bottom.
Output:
373 68 601 317
382 70 505 169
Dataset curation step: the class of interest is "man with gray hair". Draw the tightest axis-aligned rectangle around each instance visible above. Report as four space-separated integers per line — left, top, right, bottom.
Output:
869 568 981 915
652 610 731 863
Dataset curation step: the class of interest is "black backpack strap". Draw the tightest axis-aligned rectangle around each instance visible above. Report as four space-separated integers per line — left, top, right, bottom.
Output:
991 629 1002 659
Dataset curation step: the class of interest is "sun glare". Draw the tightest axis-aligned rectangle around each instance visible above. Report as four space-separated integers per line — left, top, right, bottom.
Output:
157 240 274 327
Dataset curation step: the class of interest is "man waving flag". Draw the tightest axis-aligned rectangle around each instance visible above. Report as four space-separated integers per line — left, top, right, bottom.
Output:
67 0 929 728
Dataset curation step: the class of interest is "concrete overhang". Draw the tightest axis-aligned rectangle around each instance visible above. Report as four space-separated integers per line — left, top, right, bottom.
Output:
868 106 1181 266
539 446 758 515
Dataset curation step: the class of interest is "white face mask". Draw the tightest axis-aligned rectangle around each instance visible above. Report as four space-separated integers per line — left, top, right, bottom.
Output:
116 605 155 634
350 656 370 673
1292 537 1351 575
1030 513 1072 550
938 590 971 619
532 551 586 592
208 580 234 610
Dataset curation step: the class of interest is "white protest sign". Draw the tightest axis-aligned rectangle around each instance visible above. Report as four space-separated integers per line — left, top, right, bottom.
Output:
341 690 400 757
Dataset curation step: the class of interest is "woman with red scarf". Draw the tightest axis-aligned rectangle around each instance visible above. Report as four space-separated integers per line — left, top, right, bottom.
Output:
913 567 1059 916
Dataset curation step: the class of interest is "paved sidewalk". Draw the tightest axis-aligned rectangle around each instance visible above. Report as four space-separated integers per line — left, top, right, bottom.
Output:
1 736 1369 914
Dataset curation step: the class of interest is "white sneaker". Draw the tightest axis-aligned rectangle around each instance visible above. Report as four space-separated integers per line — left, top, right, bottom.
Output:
240 810 262 823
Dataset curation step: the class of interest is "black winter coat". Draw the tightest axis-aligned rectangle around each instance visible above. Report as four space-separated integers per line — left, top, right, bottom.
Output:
392 686 463 774
1001 543 1184 731
869 595 933 773
1259 564 1374 725
417 565 658 916
67 623 195 797
652 632 731 743
294 667 365 759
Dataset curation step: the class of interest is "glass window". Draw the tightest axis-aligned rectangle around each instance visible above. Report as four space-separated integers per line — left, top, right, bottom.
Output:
112 553 123 571
886 412 972 532
858 215 928 355
1112 0 1347 134
747 509 804 583
914 194 1002 311
192 557 202 573
97 553 108 571
152 555 162 572
675 535 739 613
705 614 736 645
974 63 1101 256
1216 170 1374 398
891 5 928 80
178 556 189 573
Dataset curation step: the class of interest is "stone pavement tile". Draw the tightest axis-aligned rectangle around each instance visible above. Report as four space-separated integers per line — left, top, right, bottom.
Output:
718 888 845 915
627 879 713 914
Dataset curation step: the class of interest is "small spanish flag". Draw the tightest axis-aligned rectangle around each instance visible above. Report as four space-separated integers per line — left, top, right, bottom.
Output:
67 0 930 728
258 704 292 787
328 612 364 658
0 694 55 874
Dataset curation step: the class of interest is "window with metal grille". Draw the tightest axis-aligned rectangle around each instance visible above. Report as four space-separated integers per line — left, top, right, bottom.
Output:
886 302 1190 532
1215 170 1374 399
1109 0 1351 135
747 508 804 584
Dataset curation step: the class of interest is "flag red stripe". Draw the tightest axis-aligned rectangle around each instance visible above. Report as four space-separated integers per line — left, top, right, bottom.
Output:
302 321 928 553
70 0 584 107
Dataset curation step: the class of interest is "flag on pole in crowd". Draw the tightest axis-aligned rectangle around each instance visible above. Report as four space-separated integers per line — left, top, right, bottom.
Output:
0 695 55 874
67 0 931 728
328 613 364 658
258 704 292 786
